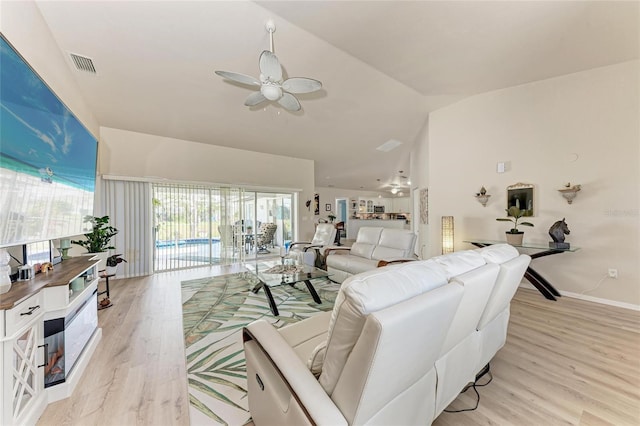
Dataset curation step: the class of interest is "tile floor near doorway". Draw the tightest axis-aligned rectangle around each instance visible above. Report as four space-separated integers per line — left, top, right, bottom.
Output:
37 266 640 426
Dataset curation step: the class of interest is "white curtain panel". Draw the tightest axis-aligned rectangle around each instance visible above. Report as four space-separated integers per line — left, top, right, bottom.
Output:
101 179 153 278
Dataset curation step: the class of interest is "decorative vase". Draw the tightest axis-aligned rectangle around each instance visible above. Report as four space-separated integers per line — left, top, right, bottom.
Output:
105 265 118 276
505 232 524 246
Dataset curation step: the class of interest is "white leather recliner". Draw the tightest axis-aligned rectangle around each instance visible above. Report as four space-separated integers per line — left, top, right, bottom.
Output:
243 260 464 425
474 244 531 371
242 244 531 425
288 223 337 268
326 227 416 283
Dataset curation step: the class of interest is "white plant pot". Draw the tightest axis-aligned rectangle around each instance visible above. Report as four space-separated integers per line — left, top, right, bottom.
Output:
505 232 524 246
105 265 118 276
82 251 110 271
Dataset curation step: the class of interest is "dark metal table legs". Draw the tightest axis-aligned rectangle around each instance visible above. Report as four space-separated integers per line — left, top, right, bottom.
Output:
252 281 279 316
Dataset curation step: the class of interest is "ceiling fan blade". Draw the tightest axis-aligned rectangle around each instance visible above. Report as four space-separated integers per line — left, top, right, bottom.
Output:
282 77 322 94
278 93 301 111
215 70 260 87
244 91 267 107
259 50 282 82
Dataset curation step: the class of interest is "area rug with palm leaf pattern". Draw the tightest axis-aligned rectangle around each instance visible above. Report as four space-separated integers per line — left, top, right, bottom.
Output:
181 267 340 425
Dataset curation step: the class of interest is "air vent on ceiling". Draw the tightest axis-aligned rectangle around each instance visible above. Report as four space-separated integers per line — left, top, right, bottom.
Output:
69 53 96 74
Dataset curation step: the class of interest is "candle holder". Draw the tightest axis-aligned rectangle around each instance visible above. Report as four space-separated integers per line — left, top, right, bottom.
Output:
58 238 72 260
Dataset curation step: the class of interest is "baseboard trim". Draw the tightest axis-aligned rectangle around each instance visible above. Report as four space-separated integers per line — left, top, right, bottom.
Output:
560 291 640 311
518 282 639 311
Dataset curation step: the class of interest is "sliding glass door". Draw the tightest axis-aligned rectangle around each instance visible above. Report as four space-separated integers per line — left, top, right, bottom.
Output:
152 184 294 271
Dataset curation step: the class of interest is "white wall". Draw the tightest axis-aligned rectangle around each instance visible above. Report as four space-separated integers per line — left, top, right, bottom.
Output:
425 61 639 307
99 127 317 240
410 119 430 258
0 1 99 138
1 1 100 259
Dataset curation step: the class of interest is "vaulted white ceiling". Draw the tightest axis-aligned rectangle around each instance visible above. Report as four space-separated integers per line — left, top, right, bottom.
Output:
34 1 639 193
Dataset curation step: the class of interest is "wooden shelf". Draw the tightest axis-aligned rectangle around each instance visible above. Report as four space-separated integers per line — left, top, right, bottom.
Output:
0 256 99 310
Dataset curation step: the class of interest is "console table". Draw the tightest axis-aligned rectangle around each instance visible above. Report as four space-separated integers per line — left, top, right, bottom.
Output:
465 239 580 301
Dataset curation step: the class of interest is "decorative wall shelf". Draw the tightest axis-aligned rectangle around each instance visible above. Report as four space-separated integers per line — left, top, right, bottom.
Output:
475 194 491 207
558 184 581 204
475 186 490 207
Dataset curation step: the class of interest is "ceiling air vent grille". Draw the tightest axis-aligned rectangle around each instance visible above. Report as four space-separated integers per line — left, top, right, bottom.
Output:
69 53 96 74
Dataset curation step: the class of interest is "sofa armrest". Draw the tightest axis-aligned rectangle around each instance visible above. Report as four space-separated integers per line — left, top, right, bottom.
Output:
302 244 324 253
243 320 347 426
289 241 312 251
377 258 417 267
324 246 351 258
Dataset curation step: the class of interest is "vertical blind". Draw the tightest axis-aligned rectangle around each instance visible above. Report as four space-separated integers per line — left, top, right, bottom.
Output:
102 179 153 277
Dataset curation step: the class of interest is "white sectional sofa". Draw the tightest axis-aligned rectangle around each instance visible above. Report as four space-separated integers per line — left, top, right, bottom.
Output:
243 244 531 425
325 226 416 283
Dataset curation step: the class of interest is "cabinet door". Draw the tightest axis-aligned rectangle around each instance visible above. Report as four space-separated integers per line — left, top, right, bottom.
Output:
3 319 44 425
393 197 410 212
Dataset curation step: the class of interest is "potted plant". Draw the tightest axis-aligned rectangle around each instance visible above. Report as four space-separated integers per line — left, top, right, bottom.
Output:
327 213 336 223
105 254 127 275
496 206 534 245
72 215 118 253
71 215 118 269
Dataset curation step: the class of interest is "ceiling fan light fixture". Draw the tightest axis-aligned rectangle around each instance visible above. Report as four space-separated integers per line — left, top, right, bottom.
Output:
261 84 282 101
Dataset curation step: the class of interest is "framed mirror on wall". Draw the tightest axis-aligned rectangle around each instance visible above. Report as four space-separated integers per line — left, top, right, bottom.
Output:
507 183 534 216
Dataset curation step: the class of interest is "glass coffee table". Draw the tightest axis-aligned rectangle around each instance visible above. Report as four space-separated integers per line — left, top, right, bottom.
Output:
245 261 332 316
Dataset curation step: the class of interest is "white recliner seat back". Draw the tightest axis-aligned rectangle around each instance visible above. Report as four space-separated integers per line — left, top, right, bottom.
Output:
371 228 416 261
317 260 450 395
349 227 383 259
295 223 337 266
438 263 500 356
431 250 500 417
474 244 531 370
331 282 464 425
310 223 337 246
476 244 531 329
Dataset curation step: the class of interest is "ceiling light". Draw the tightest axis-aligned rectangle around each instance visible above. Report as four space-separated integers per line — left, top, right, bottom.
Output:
390 188 398 195
261 84 282 101
376 139 403 152
407 180 412 185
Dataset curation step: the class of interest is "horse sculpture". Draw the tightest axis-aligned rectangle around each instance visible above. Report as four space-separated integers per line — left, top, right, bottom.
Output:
549 218 570 243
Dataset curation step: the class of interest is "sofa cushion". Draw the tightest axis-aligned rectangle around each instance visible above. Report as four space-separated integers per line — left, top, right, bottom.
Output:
475 243 519 264
356 226 384 244
317 259 449 395
371 228 415 261
326 254 379 275
350 242 376 259
348 227 383 259
432 250 486 279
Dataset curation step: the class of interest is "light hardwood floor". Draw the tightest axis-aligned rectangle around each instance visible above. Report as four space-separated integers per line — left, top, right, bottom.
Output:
38 266 640 426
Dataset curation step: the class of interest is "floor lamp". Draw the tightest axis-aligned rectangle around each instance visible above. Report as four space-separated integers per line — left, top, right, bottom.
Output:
441 216 454 254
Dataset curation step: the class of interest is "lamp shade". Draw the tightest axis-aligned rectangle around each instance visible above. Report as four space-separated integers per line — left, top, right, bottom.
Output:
441 216 454 254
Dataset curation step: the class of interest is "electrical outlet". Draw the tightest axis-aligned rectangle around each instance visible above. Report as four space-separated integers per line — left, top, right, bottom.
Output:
608 268 618 279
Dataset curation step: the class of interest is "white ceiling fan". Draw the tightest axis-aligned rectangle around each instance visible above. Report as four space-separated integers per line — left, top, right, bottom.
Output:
215 20 322 112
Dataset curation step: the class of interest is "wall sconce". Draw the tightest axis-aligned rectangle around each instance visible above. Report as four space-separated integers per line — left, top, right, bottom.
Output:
442 216 454 254
474 186 491 207
558 183 581 204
